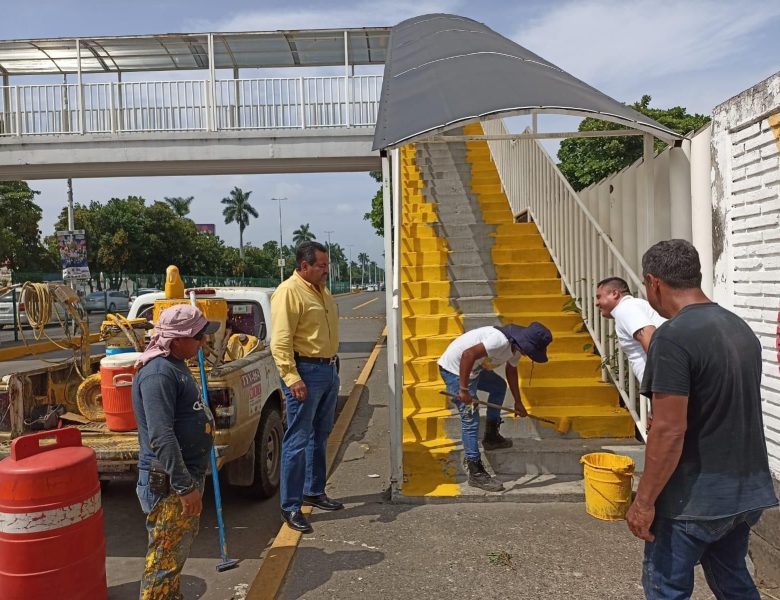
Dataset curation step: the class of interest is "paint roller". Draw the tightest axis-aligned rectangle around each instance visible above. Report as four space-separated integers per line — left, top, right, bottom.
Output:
439 391 572 435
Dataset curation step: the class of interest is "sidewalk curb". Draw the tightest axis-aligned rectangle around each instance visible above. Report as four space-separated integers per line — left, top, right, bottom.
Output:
246 326 387 600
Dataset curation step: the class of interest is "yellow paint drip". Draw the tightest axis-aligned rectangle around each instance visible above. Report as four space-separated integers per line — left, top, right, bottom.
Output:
770 113 780 152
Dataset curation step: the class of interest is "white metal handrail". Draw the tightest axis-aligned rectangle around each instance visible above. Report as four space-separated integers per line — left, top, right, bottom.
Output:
482 118 649 440
0 75 382 136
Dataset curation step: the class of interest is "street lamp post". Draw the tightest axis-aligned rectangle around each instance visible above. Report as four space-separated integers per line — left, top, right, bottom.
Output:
324 229 334 284
347 245 353 291
271 197 287 284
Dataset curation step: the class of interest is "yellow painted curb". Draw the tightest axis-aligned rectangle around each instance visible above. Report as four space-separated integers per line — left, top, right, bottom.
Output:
245 326 387 600
0 333 102 361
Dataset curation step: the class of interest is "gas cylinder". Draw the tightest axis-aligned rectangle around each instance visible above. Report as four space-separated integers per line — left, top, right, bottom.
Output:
0 428 106 600
164 264 185 299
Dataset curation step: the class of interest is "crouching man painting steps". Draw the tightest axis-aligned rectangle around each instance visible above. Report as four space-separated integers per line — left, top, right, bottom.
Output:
438 323 553 492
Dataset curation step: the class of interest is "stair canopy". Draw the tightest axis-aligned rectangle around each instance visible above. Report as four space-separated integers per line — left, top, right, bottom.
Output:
372 13 682 151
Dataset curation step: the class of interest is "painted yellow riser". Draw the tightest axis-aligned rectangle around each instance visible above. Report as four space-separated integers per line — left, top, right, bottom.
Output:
400 143 461 497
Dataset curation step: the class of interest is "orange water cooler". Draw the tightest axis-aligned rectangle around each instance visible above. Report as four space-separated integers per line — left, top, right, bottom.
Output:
100 352 141 431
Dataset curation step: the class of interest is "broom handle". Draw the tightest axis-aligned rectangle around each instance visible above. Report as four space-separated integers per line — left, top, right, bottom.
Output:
439 391 556 425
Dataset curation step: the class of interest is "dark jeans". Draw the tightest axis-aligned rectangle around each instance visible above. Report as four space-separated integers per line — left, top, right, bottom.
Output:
279 361 339 512
643 509 764 599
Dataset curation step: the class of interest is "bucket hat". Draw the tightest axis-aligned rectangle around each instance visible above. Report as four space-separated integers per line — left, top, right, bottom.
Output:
494 322 553 363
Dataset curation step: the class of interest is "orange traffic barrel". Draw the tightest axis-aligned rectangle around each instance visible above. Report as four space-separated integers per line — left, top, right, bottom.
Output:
0 428 106 600
100 352 141 431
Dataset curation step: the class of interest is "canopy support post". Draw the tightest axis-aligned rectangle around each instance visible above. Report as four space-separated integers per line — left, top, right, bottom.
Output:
382 150 402 495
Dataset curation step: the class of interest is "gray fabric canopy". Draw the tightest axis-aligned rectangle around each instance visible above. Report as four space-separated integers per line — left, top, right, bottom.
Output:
372 14 682 150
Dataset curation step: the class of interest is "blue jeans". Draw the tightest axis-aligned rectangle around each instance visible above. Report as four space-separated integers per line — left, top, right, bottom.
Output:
280 361 339 512
643 509 764 599
439 367 507 461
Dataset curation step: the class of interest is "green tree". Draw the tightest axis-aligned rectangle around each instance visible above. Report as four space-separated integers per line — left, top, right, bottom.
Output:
292 223 316 246
221 187 258 259
326 242 346 280
163 196 194 217
0 181 57 271
557 95 711 191
363 170 387 238
358 252 369 286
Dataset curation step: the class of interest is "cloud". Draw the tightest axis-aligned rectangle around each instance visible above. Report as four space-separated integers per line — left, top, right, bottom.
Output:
186 0 464 32
514 0 780 97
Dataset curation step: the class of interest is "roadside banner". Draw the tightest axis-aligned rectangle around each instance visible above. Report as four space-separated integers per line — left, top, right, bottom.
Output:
56 230 91 280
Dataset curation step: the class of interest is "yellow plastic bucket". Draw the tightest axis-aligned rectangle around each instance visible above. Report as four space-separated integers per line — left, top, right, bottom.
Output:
581 452 635 521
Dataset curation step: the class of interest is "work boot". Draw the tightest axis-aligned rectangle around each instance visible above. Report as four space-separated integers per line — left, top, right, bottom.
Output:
465 458 505 492
482 419 513 450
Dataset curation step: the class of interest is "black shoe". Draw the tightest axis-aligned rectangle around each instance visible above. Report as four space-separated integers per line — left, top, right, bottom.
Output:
281 509 313 533
465 458 505 492
303 494 344 511
482 419 513 451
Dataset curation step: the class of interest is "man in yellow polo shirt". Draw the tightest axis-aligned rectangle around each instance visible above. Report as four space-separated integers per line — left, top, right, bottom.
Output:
271 241 342 534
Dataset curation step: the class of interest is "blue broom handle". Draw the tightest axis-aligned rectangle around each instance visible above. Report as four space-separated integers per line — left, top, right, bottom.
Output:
191 292 230 561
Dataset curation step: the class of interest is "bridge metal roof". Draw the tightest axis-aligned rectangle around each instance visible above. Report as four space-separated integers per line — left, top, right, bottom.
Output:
373 14 682 149
0 28 390 75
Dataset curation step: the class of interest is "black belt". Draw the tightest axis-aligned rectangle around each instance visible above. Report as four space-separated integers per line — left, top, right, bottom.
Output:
295 354 337 365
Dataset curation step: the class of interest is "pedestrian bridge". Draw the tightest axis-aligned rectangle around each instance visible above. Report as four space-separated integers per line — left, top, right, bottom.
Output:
0 29 388 178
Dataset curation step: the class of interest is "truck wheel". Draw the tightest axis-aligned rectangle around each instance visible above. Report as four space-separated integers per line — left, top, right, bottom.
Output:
249 406 283 499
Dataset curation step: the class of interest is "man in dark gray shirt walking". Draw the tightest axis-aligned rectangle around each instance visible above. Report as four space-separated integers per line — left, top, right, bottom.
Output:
626 239 778 599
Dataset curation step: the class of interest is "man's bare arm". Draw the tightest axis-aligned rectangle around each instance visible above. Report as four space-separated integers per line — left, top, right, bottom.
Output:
504 363 527 417
458 344 488 403
633 325 657 353
626 393 687 541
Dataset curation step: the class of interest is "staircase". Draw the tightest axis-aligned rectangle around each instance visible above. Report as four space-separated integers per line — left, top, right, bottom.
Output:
399 125 638 500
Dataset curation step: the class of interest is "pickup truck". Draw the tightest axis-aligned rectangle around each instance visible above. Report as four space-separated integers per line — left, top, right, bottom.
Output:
0 286 285 500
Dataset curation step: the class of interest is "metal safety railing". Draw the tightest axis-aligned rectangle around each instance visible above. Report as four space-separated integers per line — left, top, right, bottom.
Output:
482 118 649 440
0 75 382 136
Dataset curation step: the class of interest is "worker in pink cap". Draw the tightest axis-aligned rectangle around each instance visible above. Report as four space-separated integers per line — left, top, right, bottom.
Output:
132 304 219 599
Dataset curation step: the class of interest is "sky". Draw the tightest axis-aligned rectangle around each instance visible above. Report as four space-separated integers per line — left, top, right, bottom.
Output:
3 0 780 267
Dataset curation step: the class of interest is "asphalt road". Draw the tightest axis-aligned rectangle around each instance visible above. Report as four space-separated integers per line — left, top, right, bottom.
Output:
0 310 112 345
103 291 386 600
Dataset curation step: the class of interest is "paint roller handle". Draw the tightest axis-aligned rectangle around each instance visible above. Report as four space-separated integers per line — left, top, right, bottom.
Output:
439 391 555 424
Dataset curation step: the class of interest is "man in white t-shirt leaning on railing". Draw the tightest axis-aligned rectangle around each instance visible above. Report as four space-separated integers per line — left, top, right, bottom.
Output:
595 276 666 382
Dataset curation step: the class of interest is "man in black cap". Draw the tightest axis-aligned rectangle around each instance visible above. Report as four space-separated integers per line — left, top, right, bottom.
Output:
438 322 553 492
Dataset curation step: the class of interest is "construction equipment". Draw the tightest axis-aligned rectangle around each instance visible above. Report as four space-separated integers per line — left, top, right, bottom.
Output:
440 391 572 434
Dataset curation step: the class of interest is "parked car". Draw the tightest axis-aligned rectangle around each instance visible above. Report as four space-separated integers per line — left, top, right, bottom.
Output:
83 290 130 314
129 287 161 303
0 290 66 329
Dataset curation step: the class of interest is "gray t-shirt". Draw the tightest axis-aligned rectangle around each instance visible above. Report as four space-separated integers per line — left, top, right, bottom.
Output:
641 303 778 519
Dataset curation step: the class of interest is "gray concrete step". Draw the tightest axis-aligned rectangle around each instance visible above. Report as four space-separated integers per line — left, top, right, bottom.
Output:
449 265 498 279
432 223 499 238
447 248 492 266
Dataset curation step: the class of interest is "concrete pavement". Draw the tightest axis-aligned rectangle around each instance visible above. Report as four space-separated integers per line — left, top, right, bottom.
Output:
279 345 773 600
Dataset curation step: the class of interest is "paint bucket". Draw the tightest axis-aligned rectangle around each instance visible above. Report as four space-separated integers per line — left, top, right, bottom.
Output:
100 318 147 356
99 352 141 432
581 452 635 521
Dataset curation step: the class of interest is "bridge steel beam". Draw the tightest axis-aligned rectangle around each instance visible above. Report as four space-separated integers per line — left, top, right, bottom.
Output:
0 128 380 179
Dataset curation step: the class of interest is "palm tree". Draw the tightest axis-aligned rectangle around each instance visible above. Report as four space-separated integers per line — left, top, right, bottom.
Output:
221 187 258 259
358 252 369 286
164 196 194 217
292 223 316 246
328 243 346 279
